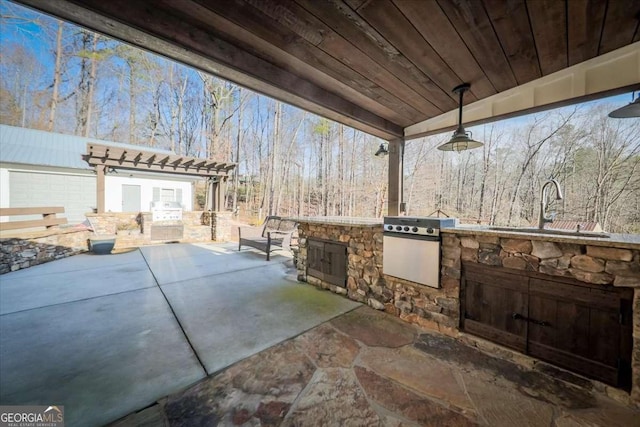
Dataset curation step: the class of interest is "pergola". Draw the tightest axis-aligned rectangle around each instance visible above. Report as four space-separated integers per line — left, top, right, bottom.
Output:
19 0 640 215
84 144 236 213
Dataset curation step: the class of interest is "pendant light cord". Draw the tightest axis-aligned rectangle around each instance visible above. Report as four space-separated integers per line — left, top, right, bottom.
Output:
457 88 464 128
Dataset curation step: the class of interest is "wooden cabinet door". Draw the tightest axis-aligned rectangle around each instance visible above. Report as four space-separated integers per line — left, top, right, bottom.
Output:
323 242 347 287
462 263 528 352
307 239 325 281
528 278 631 387
306 239 347 287
461 263 633 389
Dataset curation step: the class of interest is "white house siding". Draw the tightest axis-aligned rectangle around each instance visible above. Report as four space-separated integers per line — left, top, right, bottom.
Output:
1 165 195 224
104 174 193 212
0 169 9 209
7 168 96 224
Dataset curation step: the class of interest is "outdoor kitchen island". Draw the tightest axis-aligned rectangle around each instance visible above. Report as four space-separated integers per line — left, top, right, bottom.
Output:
294 215 472 337
293 216 640 407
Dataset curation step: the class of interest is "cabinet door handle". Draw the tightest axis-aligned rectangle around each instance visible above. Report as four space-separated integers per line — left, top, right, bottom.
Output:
531 318 550 327
512 312 549 327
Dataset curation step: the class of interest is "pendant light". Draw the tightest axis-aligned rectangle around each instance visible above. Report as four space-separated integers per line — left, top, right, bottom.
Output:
608 92 640 118
437 83 483 152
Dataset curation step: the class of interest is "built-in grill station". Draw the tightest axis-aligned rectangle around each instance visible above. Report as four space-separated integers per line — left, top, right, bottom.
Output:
148 201 184 240
151 201 183 221
383 216 457 288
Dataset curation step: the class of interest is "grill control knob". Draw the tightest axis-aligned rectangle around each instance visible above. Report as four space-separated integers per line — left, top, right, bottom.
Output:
395 226 402 231
412 227 418 232
387 225 393 231
427 227 434 234
403 226 409 231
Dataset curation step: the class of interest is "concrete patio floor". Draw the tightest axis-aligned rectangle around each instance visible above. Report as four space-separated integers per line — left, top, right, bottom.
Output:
115 307 640 427
0 243 359 426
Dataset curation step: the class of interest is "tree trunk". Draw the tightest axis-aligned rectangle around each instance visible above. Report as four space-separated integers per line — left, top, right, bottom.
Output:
232 88 243 216
75 31 97 136
48 20 64 132
129 63 136 143
478 128 495 222
268 101 281 215
85 32 98 137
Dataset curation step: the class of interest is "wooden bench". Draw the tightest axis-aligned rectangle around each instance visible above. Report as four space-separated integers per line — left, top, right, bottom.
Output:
0 207 68 231
238 216 297 261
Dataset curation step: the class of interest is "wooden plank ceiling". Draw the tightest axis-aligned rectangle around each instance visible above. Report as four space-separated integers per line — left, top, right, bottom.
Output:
16 0 640 140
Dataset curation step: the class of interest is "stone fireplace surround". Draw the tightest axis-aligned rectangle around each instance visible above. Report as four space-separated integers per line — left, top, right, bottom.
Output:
295 219 640 407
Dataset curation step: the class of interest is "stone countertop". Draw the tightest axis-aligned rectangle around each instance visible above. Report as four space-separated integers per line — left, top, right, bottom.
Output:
443 226 640 250
289 216 383 228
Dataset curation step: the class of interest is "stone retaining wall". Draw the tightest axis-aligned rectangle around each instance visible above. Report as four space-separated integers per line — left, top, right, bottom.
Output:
86 212 139 235
1 211 234 273
0 229 91 274
203 211 233 242
87 211 232 249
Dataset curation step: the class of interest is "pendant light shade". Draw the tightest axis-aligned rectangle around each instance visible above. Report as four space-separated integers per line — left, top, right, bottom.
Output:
438 83 483 152
608 94 640 118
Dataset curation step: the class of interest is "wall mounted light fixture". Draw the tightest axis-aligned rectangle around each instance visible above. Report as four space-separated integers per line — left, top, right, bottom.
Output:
374 142 389 156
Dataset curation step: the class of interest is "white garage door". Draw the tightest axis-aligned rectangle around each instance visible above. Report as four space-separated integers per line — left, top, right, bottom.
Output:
9 171 96 224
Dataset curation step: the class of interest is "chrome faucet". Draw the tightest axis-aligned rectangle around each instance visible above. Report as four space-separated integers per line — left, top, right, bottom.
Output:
539 178 563 229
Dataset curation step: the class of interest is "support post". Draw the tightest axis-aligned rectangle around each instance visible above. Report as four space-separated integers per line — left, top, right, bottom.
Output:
192 181 197 210
387 138 405 216
209 178 218 212
210 178 225 211
96 165 106 213
218 178 227 211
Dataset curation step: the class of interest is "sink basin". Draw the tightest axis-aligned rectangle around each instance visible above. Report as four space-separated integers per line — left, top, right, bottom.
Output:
487 226 610 238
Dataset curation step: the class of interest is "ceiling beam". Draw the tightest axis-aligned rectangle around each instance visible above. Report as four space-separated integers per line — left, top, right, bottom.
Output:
15 0 402 140
405 42 640 140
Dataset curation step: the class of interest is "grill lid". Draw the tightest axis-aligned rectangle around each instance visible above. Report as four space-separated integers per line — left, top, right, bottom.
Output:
151 201 182 210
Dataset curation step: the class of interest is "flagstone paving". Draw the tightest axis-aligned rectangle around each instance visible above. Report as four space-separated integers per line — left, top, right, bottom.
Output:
113 306 640 426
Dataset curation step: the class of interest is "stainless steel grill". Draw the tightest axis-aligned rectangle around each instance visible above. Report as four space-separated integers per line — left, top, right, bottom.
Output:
383 216 457 288
151 201 183 222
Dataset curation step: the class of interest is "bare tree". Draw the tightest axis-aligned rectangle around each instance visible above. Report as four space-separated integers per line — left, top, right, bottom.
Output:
47 20 64 131
74 30 99 136
507 109 576 225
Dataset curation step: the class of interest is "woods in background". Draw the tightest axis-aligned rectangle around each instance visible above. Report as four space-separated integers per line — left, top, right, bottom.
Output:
1 5 639 233
404 108 639 233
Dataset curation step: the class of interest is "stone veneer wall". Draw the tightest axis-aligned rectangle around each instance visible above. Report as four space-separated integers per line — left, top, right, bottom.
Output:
0 229 91 274
87 211 233 248
202 211 233 242
296 223 461 335
441 231 640 405
1 211 235 273
86 212 140 235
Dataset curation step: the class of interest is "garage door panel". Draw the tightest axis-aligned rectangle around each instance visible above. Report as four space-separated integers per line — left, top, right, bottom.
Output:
9 171 96 224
